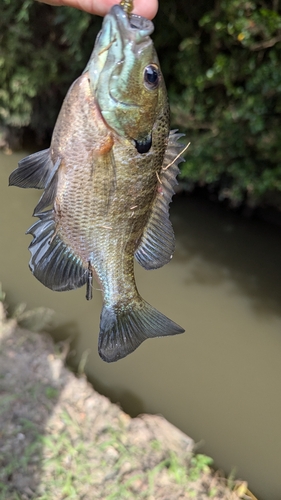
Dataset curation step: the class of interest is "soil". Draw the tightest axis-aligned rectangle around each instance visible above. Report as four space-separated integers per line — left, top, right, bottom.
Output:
0 300 249 500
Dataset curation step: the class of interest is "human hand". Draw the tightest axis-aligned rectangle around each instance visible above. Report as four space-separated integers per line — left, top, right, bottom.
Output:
36 0 158 19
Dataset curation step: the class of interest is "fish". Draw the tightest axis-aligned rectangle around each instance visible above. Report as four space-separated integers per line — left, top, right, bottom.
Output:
9 3 185 362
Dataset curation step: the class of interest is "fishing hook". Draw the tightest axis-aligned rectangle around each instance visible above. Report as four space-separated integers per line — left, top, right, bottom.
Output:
119 0 134 15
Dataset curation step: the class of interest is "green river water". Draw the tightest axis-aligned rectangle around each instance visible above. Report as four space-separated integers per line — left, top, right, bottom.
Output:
1 151 281 499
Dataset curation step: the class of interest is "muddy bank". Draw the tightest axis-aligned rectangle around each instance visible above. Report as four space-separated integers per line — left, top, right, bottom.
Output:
0 300 250 499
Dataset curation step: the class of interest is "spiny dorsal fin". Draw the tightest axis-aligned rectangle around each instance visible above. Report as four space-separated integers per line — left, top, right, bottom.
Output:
135 130 186 270
27 211 87 291
9 149 54 189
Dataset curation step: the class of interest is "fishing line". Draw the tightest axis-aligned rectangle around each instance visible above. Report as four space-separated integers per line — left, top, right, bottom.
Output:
163 142 191 171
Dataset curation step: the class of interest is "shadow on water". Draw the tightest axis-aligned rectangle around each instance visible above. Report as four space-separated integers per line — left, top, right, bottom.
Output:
91 381 145 418
171 195 281 318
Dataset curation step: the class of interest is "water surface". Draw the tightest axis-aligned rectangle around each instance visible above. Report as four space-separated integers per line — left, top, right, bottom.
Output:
1 151 281 499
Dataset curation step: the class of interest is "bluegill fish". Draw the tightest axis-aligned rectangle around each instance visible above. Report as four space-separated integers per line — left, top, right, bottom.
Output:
9 4 185 362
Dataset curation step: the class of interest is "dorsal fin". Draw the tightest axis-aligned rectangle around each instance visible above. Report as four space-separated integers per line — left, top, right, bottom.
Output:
9 149 54 189
27 211 87 291
135 130 186 270
9 149 61 214
33 158 61 214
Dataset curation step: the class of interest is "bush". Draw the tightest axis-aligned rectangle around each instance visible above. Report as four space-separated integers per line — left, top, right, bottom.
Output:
168 0 281 204
0 0 100 135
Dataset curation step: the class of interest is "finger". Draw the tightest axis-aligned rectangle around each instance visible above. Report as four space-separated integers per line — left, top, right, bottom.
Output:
36 0 158 19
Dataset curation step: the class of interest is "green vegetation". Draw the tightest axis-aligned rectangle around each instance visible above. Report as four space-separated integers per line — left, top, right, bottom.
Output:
188 454 214 481
1 0 281 206
0 0 100 132
169 0 281 205
11 302 54 331
0 420 235 500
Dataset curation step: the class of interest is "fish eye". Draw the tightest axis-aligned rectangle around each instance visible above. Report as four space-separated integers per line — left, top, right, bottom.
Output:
144 64 160 90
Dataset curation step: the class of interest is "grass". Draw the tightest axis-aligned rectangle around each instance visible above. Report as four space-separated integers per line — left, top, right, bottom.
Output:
0 421 214 499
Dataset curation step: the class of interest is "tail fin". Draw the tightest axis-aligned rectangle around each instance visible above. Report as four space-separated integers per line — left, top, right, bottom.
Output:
98 300 184 363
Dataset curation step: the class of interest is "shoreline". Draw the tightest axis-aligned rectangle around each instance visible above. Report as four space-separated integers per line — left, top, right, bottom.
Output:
0 298 252 499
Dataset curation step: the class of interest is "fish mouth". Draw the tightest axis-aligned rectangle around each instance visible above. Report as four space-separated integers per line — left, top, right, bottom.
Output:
88 5 154 95
108 5 154 53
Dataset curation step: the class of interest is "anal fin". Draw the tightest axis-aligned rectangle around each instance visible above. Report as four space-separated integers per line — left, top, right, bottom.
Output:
27 211 87 291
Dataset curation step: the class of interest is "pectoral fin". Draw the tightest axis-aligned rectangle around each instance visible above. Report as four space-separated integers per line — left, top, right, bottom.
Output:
135 130 185 270
27 211 87 291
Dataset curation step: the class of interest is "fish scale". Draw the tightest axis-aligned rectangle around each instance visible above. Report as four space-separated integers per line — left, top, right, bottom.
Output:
9 4 185 362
